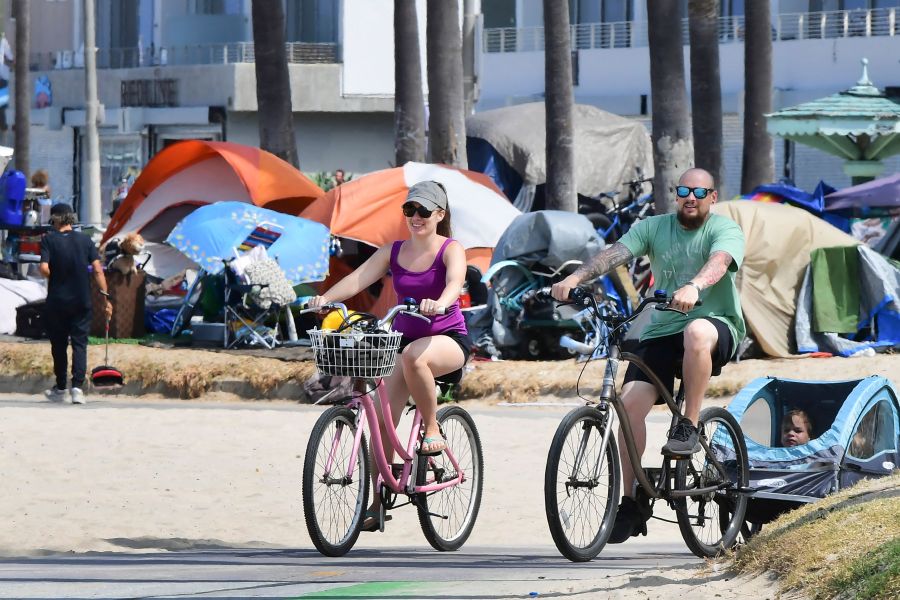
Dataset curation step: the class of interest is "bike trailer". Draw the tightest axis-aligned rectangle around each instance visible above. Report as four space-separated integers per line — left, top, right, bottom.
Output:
726 375 900 526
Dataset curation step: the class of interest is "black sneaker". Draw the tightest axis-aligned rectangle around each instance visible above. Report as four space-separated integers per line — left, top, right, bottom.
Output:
608 497 649 544
661 417 701 457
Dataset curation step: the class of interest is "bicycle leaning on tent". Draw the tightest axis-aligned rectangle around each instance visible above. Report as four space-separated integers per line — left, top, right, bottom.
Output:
298 300 484 557
540 287 750 562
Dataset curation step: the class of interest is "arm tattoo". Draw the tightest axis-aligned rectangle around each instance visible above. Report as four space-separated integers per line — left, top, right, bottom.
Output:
573 242 634 282
693 251 733 288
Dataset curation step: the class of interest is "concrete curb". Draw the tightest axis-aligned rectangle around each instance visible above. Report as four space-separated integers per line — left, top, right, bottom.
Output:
0 374 309 402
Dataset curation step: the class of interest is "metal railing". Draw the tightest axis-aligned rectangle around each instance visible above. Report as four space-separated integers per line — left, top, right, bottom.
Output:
30 41 339 71
483 8 897 53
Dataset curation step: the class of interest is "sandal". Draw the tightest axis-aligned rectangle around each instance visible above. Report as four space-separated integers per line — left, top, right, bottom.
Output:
361 509 392 533
419 436 447 456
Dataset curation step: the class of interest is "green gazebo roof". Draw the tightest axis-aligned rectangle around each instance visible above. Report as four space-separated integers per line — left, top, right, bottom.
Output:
766 59 900 170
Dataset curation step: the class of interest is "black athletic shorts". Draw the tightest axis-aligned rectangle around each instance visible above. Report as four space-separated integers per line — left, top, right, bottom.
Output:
398 330 471 386
622 317 734 405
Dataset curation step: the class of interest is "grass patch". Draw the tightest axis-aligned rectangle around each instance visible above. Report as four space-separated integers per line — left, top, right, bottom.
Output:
826 537 900 600
734 474 900 599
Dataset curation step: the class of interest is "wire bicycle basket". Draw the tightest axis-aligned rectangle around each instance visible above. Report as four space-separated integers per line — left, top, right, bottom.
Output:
307 328 403 378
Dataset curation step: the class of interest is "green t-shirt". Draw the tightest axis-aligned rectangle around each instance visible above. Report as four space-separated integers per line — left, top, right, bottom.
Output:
618 213 746 350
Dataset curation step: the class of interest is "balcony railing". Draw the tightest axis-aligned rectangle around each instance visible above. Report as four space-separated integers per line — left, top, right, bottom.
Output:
29 41 339 71
483 8 897 53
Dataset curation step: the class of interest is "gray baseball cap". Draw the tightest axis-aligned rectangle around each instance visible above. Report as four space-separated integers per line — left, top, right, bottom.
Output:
405 181 448 212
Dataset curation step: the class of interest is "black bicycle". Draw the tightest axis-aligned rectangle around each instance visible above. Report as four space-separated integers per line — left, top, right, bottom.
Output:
542 287 749 562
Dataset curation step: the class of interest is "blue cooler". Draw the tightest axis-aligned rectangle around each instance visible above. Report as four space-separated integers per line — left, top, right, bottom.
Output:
1 170 27 227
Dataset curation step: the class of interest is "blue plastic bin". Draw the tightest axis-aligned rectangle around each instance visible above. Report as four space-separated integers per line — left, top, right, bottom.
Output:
0 170 27 227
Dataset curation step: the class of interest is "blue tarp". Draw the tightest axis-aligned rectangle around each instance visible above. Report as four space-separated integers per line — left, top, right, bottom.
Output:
466 137 523 202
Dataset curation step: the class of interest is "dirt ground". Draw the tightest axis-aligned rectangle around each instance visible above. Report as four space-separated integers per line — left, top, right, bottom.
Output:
1 340 897 401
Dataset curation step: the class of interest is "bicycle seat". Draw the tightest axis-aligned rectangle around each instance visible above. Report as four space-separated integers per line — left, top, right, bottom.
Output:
674 361 721 380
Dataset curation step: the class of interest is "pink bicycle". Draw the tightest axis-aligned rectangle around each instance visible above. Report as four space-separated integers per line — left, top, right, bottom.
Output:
299 301 484 557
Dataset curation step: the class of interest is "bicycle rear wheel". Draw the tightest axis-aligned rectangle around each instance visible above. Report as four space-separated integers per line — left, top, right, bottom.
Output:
544 406 620 562
302 406 369 557
416 405 484 551
674 407 749 558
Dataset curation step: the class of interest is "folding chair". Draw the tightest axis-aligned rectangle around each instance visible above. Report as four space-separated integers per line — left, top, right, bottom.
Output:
222 223 286 349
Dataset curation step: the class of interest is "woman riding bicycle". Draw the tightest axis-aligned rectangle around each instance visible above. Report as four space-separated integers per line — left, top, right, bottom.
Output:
308 180 470 531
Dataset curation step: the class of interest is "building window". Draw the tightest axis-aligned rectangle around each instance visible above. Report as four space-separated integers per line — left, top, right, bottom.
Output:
286 0 339 43
191 0 242 15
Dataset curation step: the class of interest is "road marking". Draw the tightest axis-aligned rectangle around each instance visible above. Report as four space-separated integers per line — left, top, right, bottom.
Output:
293 581 420 598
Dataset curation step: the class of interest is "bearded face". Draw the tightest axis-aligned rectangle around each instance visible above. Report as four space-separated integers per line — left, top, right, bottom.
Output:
675 171 717 230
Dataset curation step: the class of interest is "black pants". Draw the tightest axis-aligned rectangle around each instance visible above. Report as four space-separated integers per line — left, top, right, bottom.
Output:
45 304 92 390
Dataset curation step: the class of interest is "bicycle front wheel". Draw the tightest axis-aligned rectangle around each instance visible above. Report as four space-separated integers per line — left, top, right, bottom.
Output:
302 406 369 557
416 405 484 551
674 406 749 558
544 406 620 562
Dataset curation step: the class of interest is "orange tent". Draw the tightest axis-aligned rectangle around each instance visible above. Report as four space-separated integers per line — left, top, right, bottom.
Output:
300 162 519 273
102 140 323 244
301 162 520 315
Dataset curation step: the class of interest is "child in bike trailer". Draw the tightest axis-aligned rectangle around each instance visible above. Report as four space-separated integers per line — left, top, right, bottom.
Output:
551 167 746 544
308 180 470 532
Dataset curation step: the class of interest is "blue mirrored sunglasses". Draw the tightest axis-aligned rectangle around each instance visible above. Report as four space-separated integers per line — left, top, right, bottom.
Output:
676 186 714 200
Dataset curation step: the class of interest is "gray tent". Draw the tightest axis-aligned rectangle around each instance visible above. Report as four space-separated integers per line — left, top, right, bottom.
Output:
466 102 653 205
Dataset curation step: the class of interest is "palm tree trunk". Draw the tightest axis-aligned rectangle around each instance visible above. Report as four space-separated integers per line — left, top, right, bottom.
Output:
251 0 299 168
426 0 467 168
394 0 425 166
647 0 693 215
741 0 774 193
13 0 29 178
689 0 723 189
543 0 576 212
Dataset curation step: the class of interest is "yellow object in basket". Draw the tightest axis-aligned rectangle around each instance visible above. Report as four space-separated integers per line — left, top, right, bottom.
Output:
321 309 362 331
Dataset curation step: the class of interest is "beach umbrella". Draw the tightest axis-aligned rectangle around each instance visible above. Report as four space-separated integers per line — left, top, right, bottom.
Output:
166 201 330 285
299 162 520 272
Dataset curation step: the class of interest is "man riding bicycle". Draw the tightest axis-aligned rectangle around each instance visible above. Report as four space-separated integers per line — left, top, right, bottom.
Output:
551 167 745 544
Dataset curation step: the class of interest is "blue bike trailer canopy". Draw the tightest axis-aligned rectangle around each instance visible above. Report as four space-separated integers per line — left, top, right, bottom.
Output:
726 376 900 501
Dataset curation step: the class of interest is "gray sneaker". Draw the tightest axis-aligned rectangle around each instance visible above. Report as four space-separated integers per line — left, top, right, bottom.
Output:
661 417 701 457
44 386 69 403
70 387 86 405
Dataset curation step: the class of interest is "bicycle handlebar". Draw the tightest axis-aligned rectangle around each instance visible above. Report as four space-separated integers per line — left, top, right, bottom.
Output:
526 286 702 326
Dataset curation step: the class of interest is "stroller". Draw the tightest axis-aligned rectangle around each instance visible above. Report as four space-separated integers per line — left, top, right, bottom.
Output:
726 375 900 533
475 210 625 360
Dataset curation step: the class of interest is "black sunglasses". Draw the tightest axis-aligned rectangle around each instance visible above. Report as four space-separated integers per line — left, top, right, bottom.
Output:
676 186 714 200
402 203 434 218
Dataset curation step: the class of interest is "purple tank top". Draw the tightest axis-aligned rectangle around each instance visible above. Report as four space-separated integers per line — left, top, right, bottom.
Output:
390 239 467 339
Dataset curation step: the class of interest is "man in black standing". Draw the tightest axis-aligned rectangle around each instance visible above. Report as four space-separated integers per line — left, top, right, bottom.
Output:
39 203 113 404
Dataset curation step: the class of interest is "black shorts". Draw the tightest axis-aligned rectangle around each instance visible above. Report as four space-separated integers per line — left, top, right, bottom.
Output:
398 330 471 386
622 317 734 404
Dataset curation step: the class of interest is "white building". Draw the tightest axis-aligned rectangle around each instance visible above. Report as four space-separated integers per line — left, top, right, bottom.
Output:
11 0 900 215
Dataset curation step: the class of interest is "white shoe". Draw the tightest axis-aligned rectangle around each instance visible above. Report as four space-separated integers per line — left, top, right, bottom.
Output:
44 386 69 403
70 387 86 405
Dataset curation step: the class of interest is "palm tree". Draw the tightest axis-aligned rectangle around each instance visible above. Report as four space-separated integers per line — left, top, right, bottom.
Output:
543 0 576 212
426 0 467 167
13 0 29 178
741 0 774 193
251 0 299 168
647 0 693 215
689 0 722 190
394 0 426 166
